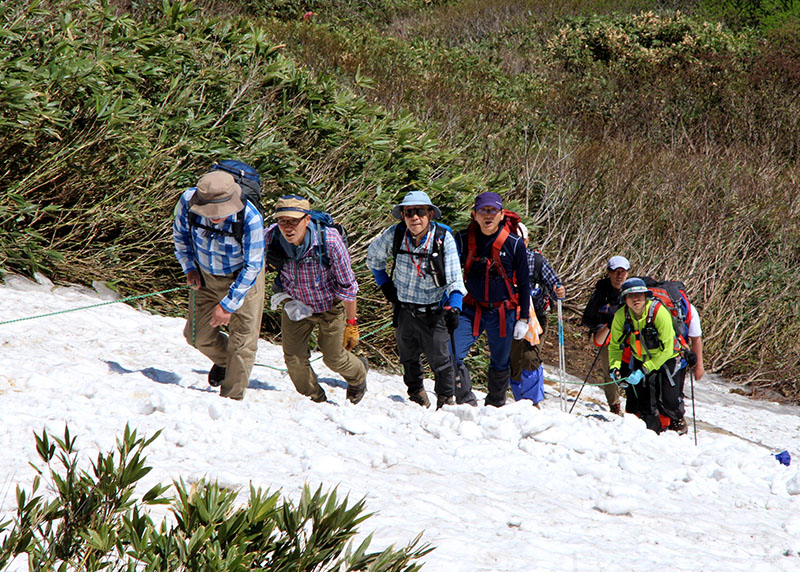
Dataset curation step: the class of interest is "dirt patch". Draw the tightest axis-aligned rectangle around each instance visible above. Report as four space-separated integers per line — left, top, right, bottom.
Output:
538 310 605 386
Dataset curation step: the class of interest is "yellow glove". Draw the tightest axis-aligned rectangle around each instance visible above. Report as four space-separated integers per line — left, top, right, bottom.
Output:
343 322 359 350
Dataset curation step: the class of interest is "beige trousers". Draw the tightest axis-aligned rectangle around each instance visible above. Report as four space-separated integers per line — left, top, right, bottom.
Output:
281 301 366 401
184 268 265 400
598 344 621 408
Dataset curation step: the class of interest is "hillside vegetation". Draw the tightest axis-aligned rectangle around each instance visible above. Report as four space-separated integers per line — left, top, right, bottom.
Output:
1 0 798 398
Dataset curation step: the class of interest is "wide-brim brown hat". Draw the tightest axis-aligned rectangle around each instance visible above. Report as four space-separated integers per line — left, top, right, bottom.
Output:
188 171 244 219
272 195 311 219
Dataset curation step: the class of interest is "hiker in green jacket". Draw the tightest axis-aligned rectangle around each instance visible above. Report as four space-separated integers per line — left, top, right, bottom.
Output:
608 278 687 434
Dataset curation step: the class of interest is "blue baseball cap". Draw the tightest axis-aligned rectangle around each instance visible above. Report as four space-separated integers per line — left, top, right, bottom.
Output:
619 277 652 302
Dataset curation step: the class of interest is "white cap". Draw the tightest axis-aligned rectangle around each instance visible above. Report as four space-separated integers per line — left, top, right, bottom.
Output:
607 255 630 271
516 222 529 241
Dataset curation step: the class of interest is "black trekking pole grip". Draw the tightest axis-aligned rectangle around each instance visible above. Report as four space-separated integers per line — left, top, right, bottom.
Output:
568 329 610 414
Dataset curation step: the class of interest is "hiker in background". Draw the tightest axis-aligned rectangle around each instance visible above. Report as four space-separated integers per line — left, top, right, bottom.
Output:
609 278 687 434
366 191 466 409
509 222 565 406
265 195 367 404
173 170 266 401
687 303 705 380
581 255 629 415
452 192 531 407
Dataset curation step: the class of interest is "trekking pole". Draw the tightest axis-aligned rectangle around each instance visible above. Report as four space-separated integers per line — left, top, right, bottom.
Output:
568 329 610 414
689 368 698 445
556 290 567 412
449 331 462 394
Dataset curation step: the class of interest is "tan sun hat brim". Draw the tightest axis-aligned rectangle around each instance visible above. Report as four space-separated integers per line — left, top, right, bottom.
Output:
189 171 245 219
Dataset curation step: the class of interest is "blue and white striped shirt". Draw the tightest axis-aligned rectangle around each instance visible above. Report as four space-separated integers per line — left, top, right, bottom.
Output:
366 223 466 307
173 188 265 313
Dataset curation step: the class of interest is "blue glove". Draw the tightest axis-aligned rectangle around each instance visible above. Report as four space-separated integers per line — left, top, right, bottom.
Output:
609 368 620 381
775 451 791 466
627 369 645 386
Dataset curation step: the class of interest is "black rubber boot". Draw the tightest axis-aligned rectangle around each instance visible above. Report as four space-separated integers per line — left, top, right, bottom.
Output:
484 368 511 407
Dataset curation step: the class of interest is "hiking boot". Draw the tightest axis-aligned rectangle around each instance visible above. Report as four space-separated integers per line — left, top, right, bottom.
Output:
436 395 455 410
208 364 226 387
670 417 688 435
409 390 431 408
346 358 369 404
609 403 623 416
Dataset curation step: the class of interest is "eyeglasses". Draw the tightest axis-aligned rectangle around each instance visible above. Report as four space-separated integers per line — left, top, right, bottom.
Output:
476 207 501 216
276 216 306 228
403 207 431 219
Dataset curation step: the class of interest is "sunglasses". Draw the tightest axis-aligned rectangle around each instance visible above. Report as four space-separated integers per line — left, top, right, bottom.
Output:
276 216 306 228
403 207 431 218
476 206 501 216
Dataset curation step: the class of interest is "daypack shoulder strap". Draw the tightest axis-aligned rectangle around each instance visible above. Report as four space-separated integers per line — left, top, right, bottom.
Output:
187 205 246 243
391 223 406 259
646 300 661 324
464 222 479 274
490 225 516 300
532 249 543 285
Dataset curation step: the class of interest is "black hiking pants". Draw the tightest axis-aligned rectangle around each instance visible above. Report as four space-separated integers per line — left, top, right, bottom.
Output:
623 356 686 433
395 305 455 400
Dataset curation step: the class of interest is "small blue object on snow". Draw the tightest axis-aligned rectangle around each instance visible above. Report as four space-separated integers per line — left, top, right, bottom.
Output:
511 365 545 404
775 451 791 466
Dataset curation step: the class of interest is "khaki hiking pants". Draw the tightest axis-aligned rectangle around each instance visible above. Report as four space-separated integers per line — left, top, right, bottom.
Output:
184 268 265 400
281 301 366 402
510 311 549 382
598 344 621 408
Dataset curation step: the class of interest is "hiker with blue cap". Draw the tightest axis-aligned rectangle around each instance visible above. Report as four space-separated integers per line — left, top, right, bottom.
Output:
609 277 688 434
366 190 466 409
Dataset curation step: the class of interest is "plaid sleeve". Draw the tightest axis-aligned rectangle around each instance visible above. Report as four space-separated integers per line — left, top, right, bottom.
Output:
365 226 395 274
220 203 265 313
172 189 198 275
540 256 562 302
443 231 466 297
326 227 359 301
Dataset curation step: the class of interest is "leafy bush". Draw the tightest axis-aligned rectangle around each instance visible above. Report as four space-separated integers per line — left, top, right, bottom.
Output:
0 425 431 571
547 11 752 71
699 0 800 32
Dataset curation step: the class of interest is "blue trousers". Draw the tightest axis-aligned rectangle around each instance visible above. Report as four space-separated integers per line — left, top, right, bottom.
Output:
452 304 516 406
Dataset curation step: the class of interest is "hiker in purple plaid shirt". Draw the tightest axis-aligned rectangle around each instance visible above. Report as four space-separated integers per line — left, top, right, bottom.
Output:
173 171 266 401
265 195 367 405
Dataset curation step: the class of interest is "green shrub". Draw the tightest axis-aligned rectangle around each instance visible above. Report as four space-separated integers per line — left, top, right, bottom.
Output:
0 425 431 571
547 10 753 72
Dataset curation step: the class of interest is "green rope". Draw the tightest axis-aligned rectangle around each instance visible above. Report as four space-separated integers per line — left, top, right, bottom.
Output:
190 288 197 349
544 375 627 387
0 286 192 327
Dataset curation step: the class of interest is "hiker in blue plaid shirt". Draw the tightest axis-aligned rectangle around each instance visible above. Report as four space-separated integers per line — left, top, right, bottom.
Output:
366 190 466 409
173 171 266 401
